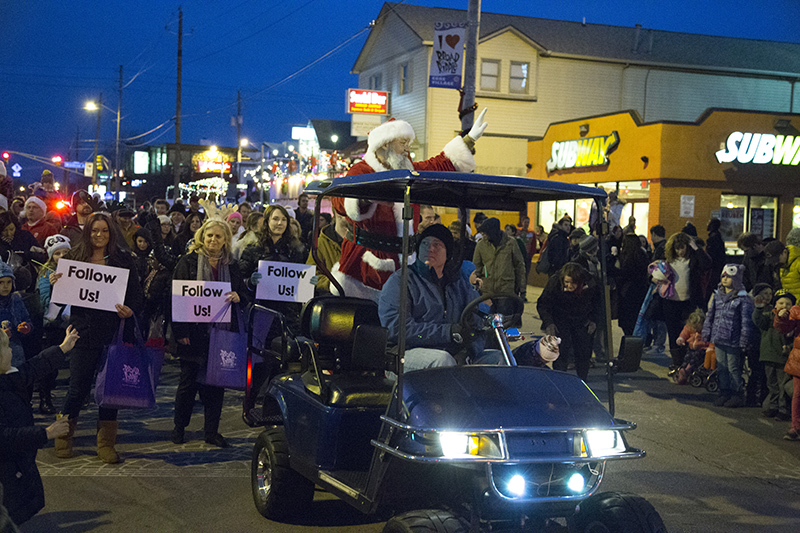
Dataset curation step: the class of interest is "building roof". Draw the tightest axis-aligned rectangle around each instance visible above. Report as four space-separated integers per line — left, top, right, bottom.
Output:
354 2 800 78
310 119 357 151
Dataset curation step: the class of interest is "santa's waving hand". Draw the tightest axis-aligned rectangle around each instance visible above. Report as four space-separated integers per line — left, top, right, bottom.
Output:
330 110 488 302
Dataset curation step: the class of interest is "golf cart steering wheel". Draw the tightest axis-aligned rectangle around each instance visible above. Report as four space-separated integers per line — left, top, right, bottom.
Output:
459 293 525 337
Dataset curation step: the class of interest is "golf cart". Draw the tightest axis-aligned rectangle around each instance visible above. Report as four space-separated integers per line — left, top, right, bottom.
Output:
245 170 664 532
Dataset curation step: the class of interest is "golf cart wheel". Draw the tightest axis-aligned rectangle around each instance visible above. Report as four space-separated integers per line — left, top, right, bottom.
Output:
706 379 719 393
251 427 314 521
568 491 666 533
689 374 703 388
383 509 467 533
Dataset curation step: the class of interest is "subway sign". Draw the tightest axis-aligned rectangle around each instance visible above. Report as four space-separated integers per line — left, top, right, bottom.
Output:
546 132 619 172
346 89 389 115
715 132 800 165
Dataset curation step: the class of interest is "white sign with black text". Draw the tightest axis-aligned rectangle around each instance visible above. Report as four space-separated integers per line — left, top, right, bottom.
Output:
51 259 129 312
255 261 315 303
171 281 232 323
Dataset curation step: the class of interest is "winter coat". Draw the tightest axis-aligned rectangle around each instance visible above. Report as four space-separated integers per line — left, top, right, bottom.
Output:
239 236 306 279
67 250 144 350
742 249 768 292
701 288 755 350
170 252 247 365
668 248 712 311
306 223 342 294
537 274 601 333
21 219 60 248
780 244 800 301
678 325 708 350
753 307 790 366
59 215 83 245
0 230 47 287
773 305 800 377
651 239 666 261
616 248 651 335
473 233 526 296
706 230 727 283
0 346 64 524
542 226 570 275
379 259 484 360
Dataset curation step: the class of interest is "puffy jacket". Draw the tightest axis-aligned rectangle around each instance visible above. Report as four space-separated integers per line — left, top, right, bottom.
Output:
701 288 755 350
473 233 526 296
780 244 800 301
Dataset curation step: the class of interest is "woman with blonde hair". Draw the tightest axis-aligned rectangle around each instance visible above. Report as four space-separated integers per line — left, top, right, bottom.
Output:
170 219 247 447
231 211 263 260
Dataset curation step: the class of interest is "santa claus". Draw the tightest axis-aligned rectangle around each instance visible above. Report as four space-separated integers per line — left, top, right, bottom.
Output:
330 109 488 301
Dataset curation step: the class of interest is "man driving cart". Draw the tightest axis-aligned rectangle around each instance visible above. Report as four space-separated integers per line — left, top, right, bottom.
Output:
379 223 503 372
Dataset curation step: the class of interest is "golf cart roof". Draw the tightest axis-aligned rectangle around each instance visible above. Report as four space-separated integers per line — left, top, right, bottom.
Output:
304 170 606 211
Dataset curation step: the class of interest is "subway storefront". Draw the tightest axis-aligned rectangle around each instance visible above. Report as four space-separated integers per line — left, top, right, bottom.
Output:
527 109 800 251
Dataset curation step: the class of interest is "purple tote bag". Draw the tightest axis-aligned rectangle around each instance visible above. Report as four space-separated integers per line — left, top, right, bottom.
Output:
205 304 247 390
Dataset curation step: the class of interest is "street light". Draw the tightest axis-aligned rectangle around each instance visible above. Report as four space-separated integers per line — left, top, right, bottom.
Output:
84 94 102 186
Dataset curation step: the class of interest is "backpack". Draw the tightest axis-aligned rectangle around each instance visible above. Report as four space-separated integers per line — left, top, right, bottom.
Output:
535 238 551 274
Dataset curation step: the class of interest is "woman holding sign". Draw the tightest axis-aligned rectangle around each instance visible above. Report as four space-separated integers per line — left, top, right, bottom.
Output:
51 212 143 464
240 205 305 332
170 219 245 448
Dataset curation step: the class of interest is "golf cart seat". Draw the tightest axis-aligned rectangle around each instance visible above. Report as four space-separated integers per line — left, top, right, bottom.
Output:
298 296 395 407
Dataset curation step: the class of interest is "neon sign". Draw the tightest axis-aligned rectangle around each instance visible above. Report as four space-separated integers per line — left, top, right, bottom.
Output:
347 89 389 115
197 160 231 173
546 132 619 172
715 132 800 165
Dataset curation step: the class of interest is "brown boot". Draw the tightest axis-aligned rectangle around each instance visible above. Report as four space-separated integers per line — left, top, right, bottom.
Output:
54 418 77 459
96 421 121 464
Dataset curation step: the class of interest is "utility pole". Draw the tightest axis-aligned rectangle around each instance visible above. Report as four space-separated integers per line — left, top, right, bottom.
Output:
116 65 122 200
236 90 242 183
173 6 183 200
460 0 480 134
92 93 102 186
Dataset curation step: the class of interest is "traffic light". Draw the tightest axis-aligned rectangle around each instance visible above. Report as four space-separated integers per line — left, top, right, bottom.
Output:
52 155 63 165
1 152 9 164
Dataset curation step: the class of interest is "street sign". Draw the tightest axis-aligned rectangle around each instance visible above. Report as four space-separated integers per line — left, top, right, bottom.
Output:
84 162 94 177
63 161 86 169
10 163 21 178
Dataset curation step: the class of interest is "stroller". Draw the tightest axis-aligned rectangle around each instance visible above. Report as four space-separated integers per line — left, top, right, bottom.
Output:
687 344 718 392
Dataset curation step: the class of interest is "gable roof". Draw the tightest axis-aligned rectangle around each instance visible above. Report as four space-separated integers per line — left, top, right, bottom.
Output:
354 2 800 78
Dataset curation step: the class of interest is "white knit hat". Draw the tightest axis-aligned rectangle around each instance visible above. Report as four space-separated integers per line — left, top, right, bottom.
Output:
44 234 71 258
367 119 415 154
25 196 47 214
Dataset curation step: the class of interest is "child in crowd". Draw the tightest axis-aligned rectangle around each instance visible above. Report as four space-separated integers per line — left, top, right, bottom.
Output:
773 298 800 441
0 262 31 368
702 264 755 408
675 309 708 384
755 289 794 421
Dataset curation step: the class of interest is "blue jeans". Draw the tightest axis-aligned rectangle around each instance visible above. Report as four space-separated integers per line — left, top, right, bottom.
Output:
401 348 504 373
715 345 744 396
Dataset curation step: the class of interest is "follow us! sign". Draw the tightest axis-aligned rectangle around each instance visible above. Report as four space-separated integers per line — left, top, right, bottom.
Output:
255 261 315 303
51 259 129 312
171 281 232 323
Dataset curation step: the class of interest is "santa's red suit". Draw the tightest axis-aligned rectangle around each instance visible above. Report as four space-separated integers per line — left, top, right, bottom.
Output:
330 120 477 301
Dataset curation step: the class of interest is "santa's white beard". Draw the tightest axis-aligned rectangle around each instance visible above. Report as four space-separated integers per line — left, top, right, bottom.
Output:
385 149 414 171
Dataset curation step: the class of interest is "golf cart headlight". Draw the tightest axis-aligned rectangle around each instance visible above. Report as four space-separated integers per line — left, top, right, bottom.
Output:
585 430 626 456
438 432 502 458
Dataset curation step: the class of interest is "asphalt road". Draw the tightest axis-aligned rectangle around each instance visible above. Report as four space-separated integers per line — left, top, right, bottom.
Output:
19 288 800 532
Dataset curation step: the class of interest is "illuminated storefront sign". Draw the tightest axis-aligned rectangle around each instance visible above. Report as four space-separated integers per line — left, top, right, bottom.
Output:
197 160 231 173
546 132 619 172
715 132 800 165
347 89 389 115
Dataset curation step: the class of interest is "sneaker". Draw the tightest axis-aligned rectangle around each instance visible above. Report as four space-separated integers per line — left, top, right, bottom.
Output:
783 430 799 441
713 395 729 407
204 433 230 448
775 412 792 422
724 396 744 408
170 427 185 444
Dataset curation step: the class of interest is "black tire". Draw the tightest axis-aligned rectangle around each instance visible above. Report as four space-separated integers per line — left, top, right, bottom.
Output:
706 379 719 393
568 491 666 533
251 427 315 521
689 374 703 388
383 509 467 533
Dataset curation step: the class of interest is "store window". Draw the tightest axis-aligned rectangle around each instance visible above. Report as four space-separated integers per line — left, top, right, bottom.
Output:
719 194 777 247
619 181 650 235
480 59 500 91
509 61 529 94
399 62 412 95
538 200 577 232
793 198 800 228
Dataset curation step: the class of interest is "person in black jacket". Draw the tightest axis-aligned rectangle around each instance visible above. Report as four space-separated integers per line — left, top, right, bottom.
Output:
171 219 246 448
0 212 46 288
540 217 571 276
241 205 305 333
0 326 78 525
706 219 727 290
537 262 601 381
51 213 144 464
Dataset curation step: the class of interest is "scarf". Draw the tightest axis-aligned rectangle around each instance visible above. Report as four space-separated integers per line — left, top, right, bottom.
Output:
197 251 230 283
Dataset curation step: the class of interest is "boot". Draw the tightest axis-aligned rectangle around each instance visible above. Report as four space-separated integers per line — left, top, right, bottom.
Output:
54 417 77 459
39 390 56 415
96 421 121 464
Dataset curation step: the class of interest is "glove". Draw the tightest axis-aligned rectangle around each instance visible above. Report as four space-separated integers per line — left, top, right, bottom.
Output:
468 108 488 141
309 275 320 286
17 322 31 335
249 272 262 286
544 324 558 337
587 321 597 335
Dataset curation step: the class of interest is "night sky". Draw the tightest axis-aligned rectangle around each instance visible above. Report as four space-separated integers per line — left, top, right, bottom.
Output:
2 0 799 181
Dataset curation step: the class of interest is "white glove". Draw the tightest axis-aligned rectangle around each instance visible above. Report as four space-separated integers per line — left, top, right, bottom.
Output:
468 108 488 141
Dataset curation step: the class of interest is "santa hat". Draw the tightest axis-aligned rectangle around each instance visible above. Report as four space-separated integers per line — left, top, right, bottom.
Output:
25 196 47 214
367 118 415 154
